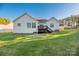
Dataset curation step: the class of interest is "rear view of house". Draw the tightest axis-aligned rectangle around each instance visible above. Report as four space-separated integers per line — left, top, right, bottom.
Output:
13 13 38 33
13 13 60 34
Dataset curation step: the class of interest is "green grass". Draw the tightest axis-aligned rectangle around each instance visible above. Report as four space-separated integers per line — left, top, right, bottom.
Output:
0 29 79 55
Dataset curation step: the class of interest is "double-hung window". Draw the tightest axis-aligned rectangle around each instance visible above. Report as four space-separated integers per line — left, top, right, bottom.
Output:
32 22 36 28
27 23 31 28
17 23 21 27
27 22 36 28
50 23 54 28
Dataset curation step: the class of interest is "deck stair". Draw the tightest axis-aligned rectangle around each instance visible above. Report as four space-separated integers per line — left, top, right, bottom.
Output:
38 26 53 33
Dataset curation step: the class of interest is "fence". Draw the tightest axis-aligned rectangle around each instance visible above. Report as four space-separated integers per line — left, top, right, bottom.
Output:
0 29 13 33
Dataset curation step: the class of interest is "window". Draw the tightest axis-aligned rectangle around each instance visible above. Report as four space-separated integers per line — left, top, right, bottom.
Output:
27 23 31 28
59 24 64 26
32 22 36 28
68 23 71 26
50 23 54 27
17 23 21 26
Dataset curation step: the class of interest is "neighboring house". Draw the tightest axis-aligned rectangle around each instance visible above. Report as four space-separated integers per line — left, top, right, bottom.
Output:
59 20 78 29
59 20 65 31
0 22 13 33
13 13 60 34
64 20 77 28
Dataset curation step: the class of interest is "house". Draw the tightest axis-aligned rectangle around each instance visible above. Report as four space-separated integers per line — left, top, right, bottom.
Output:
59 19 78 30
64 20 77 29
13 13 60 34
59 20 65 31
0 22 13 33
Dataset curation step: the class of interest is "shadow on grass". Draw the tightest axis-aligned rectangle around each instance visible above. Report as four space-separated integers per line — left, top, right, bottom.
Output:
75 46 79 56
0 30 76 47
0 33 21 41
0 30 78 56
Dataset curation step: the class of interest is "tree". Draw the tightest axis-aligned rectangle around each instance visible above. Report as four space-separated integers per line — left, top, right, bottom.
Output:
0 18 11 25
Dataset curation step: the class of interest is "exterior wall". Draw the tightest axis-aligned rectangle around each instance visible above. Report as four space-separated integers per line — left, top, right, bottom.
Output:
13 14 38 33
64 20 77 28
0 22 13 33
47 19 60 31
0 22 13 29
38 20 47 26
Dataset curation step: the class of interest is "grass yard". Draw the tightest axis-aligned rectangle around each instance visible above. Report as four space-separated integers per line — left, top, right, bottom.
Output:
0 29 79 55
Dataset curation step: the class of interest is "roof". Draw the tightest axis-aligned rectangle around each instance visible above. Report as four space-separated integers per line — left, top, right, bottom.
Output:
13 13 59 22
13 13 34 22
35 18 48 21
49 17 59 22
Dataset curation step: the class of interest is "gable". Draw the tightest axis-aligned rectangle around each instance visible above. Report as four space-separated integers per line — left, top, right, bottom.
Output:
48 17 59 24
13 13 35 23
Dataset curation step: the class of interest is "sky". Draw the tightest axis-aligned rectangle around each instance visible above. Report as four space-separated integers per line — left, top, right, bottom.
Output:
0 3 79 20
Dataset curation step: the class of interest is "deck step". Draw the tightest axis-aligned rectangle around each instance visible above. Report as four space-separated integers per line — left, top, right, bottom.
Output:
38 29 52 33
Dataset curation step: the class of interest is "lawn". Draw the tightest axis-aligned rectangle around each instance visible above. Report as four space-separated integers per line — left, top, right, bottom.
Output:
0 29 79 56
